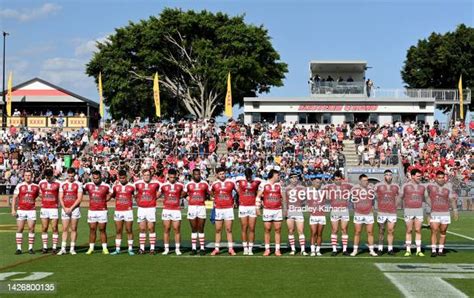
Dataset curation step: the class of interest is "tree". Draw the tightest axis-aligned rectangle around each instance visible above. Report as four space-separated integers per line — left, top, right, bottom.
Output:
86 8 288 120
401 24 474 111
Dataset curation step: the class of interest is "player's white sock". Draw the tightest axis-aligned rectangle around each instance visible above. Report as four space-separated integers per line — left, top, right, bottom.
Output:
331 234 337 252
311 245 315 253
70 242 75 252
438 244 444 253
27 233 35 250
288 235 295 251
299 235 306 252
61 241 67 251
149 233 156 250
191 233 197 250
164 243 169 252
249 242 254 253
42 233 48 249
353 245 358 253
432 245 437 253
52 233 59 249
415 240 421 253
176 243 180 251
342 235 348 252
275 244 280 251
139 233 146 250
388 245 393 251
227 242 233 250
378 244 383 252
198 233 205 250
115 239 121 251
405 241 411 252
89 243 95 250
102 243 107 250
316 245 321 253
265 244 270 250
16 233 22 250
128 240 133 251
242 241 248 249
369 245 375 253
214 243 220 251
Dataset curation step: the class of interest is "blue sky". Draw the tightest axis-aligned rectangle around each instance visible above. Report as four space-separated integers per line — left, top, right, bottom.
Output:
1 0 473 118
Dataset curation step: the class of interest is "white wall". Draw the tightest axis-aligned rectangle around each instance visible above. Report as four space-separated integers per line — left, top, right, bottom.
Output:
285 114 298 124
378 114 392 125
331 114 345 125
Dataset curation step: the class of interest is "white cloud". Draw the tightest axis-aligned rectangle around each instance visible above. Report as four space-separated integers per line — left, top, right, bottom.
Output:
42 57 84 70
74 36 109 57
39 57 94 92
0 3 61 22
7 57 31 83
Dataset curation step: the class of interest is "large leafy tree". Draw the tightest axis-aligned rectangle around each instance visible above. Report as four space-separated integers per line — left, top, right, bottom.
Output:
86 8 288 119
401 24 473 110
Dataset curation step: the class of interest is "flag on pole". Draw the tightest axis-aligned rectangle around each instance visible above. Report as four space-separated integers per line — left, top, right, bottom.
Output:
224 72 232 118
458 74 464 120
6 72 12 117
98 72 104 118
153 72 161 117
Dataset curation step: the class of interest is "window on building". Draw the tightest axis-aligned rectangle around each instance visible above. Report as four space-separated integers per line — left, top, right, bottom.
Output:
251 113 261 123
276 113 285 123
417 114 426 124
392 114 401 123
260 113 276 123
368 113 379 124
308 113 320 124
252 102 260 109
345 113 354 124
322 113 331 124
298 113 308 124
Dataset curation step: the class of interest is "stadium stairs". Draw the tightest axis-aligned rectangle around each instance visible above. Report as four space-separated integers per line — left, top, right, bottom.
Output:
343 139 360 167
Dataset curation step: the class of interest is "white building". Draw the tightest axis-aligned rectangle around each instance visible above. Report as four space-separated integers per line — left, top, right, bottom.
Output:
244 60 469 126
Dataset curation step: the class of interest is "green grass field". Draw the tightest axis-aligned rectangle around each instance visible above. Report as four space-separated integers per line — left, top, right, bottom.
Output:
0 207 473 297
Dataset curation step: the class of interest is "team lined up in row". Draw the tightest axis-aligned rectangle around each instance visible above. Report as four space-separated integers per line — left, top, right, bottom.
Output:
11 167 458 257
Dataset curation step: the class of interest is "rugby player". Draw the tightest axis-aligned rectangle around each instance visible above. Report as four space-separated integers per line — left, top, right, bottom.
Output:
307 176 326 256
285 172 307 255
38 169 61 254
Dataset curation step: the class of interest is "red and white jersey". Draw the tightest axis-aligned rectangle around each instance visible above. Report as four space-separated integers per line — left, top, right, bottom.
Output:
235 177 262 206
211 179 236 209
374 182 400 214
60 181 83 208
285 184 306 208
14 182 40 211
352 185 374 215
326 182 353 208
307 187 326 216
84 182 111 211
134 180 160 208
258 181 283 210
112 183 135 211
38 179 61 209
401 181 426 209
160 182 185 210
426 182 457 213
185 180 210 206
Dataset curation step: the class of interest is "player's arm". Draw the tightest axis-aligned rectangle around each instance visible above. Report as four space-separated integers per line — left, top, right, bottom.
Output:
106 186 113 202
70 184 84 212
11 189 18 217
59 185 66 210
255 188 263 216
281 187 288 218
449 186 459 221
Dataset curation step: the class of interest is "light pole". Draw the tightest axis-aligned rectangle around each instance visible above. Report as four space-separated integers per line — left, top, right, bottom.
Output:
2 31 9 130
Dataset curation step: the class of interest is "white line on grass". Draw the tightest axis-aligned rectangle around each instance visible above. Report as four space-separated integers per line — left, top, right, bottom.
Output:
167 255 407 259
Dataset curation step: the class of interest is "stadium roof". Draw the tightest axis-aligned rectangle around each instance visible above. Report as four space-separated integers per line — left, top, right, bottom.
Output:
2 77 99 107
310 60 367 73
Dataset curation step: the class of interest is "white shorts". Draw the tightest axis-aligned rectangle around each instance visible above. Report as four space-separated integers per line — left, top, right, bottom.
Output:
87 210 108 223
114 210 134 222
430 213 451 224
239 205 257 218
61 208 81 220
162 209 182 221
287 212 304 222
330 212 350 222
187 205 207 220
377 213 397 224
262 209 283 222
137 207 156 223
354 214 375 225
215 208 234 221
309 216 326 225
17 210 36 221
404 208 424 222
40 208 59 219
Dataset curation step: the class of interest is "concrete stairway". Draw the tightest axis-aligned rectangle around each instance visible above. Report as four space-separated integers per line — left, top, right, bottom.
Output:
343 139 360 167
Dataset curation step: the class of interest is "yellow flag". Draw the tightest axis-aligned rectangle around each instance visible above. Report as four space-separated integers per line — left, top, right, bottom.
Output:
458 74 464 120
153 73 161 117
6 72 12 117
225 72 232 118
98 72 104 118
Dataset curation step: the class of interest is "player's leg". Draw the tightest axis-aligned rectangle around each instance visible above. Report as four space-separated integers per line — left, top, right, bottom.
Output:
240 216 249 255
41 217 50 253
51 218 59 253
330 219 339 255
138 220 147 254
197 217 206 254
274 221 282 256
287 218 296 254
386 221 396 255
310 223 317 256
212 220 223 255
147 220 156 254
59 217 70 255
340 219 349 255
296 220 307 255
316 224 324 256
189 217 198 253
172 220 182 255
162 219 171 255
112 220 124 254
27 219 36 254
248 216 257 255
438 223 449 256
225 219 235 255
263 221 272 256
367 223 377 256
98 222 108 254
351 223 362 256
377 221 385 254
404 219 414 256
125 219 134 254
430 221 440 257
70 218 79 254
414 218 423 256
15 218 26 254
87 222 98 254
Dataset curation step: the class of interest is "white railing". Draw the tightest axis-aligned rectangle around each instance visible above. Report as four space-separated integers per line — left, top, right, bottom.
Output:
371 88 471 101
